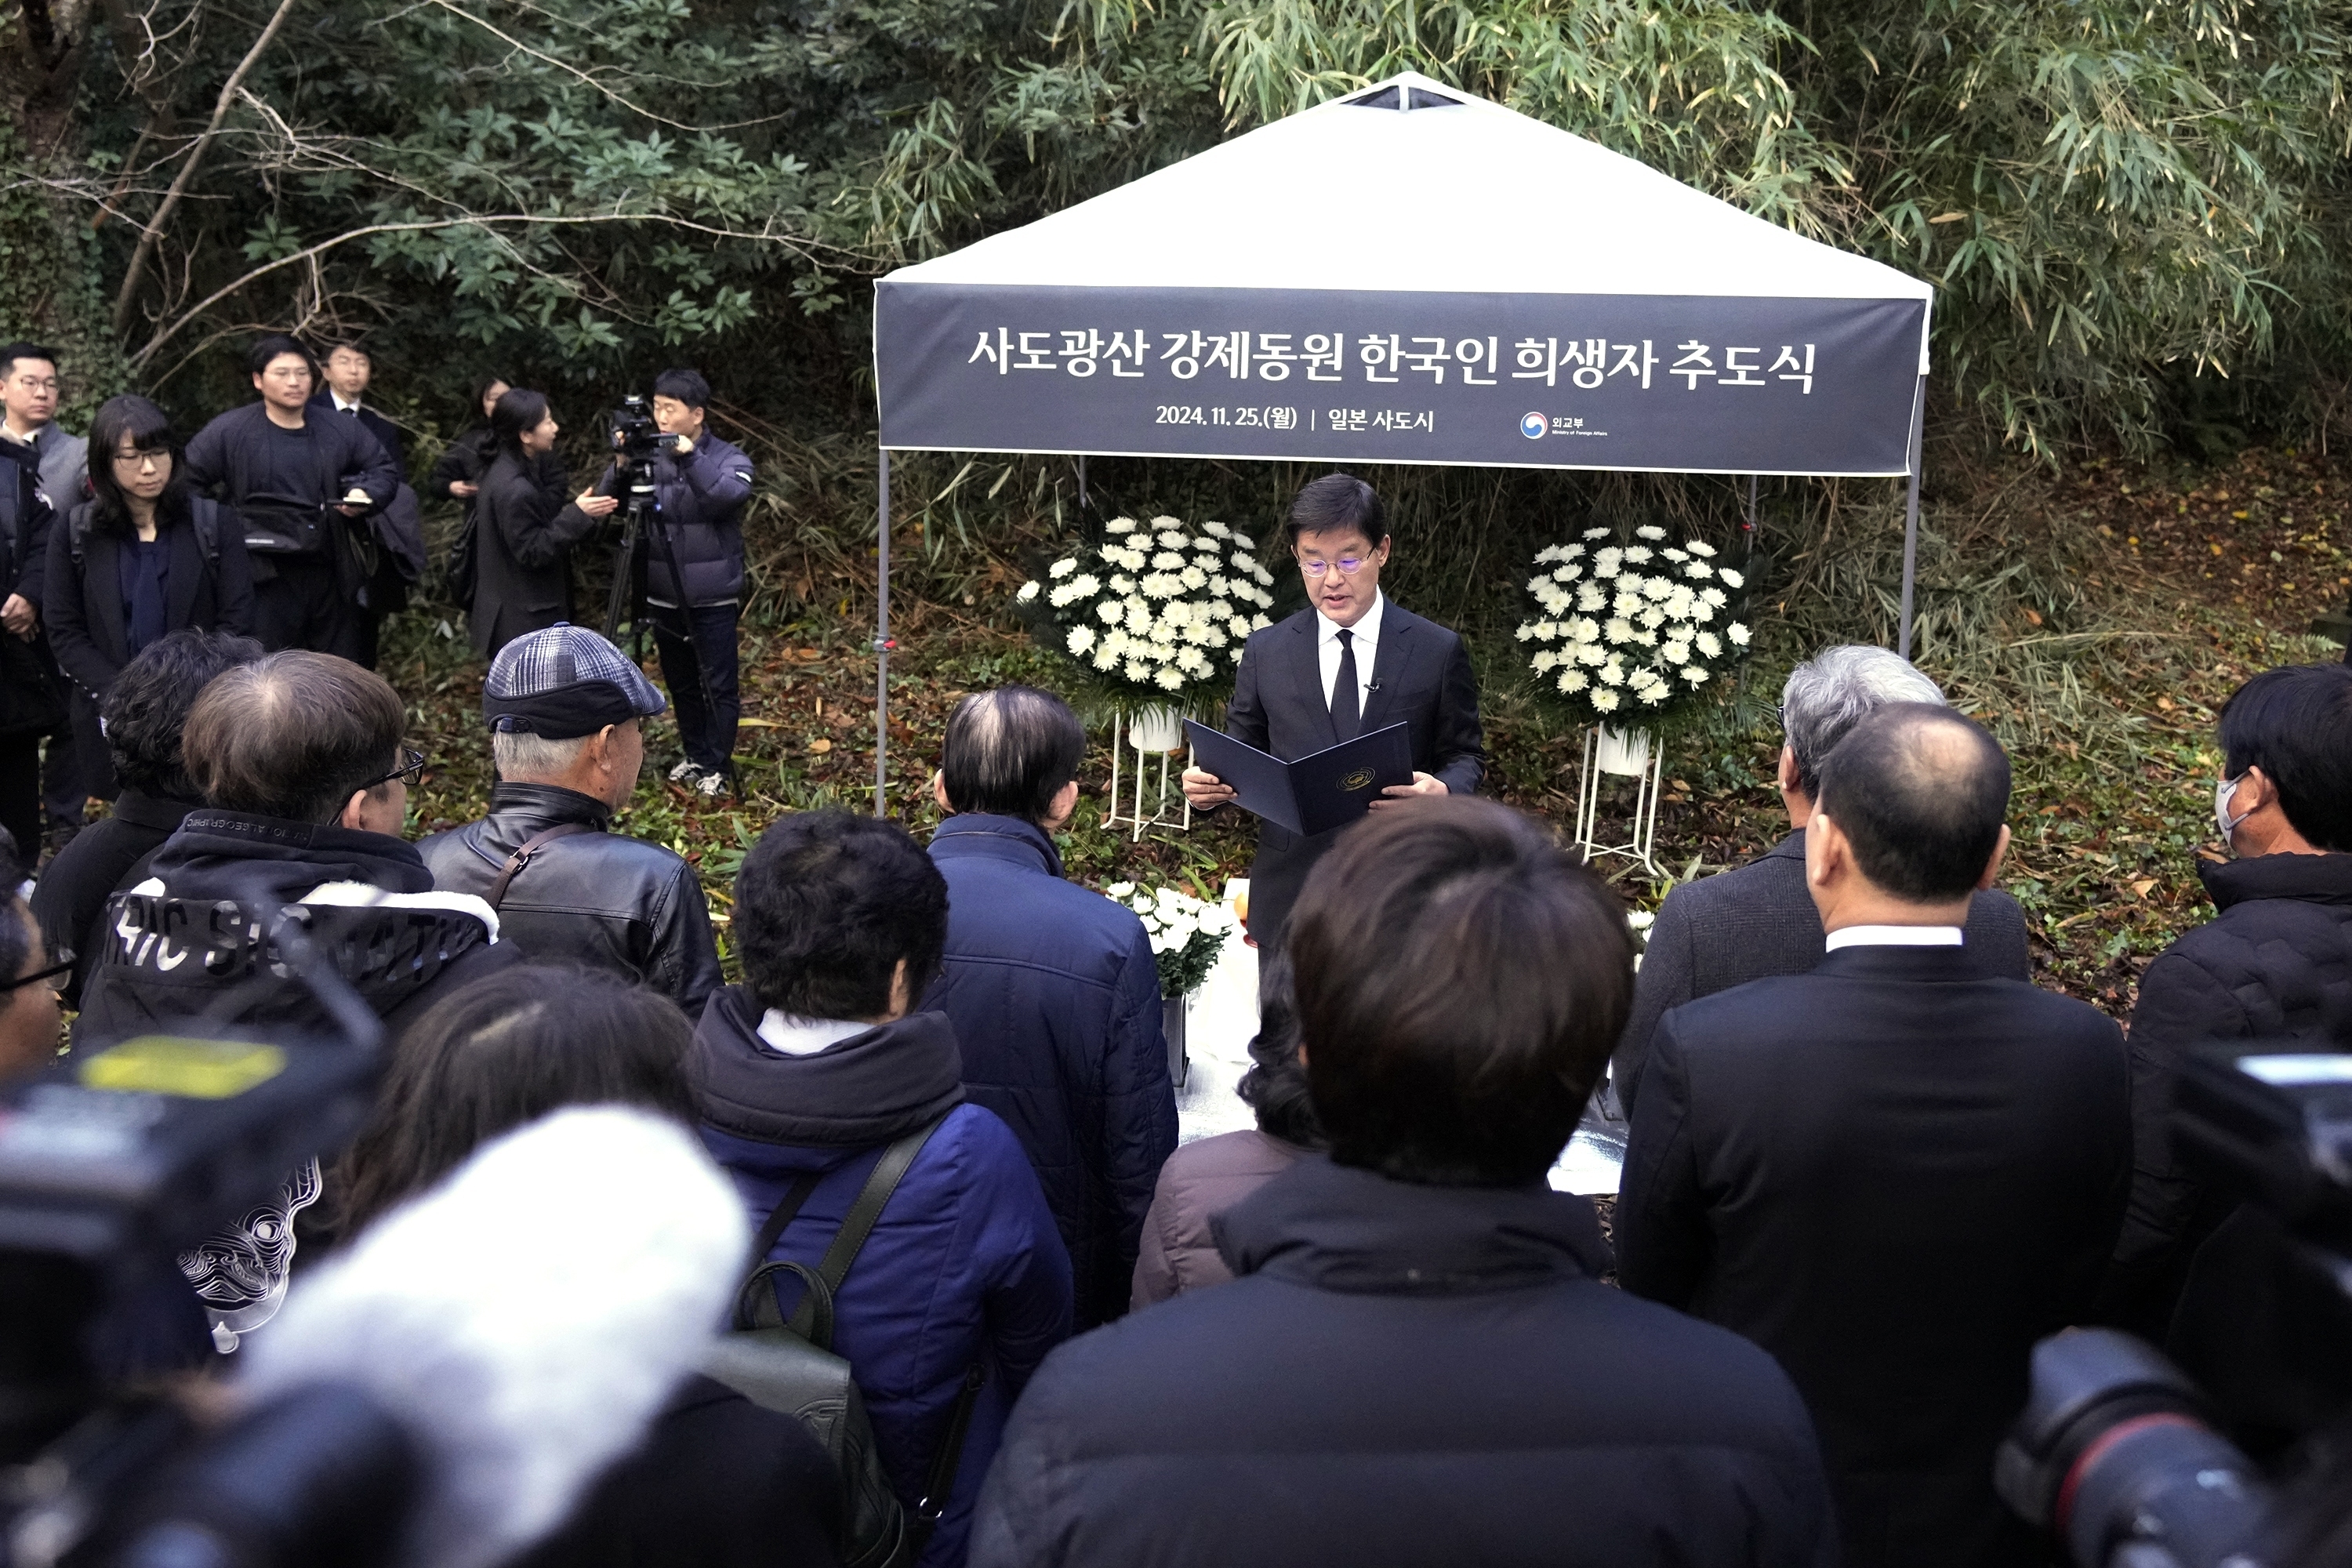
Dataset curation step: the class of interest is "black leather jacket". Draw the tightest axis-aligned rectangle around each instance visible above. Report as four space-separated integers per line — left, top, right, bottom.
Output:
417 781 722 1018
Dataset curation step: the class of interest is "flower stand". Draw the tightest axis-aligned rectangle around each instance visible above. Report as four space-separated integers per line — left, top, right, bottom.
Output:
1572 724 1662 876
1104 706 1194 842
1161 992 1189 1089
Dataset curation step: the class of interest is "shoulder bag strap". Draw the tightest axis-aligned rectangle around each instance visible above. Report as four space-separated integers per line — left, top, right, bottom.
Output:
481 820 597 910
785 1112 953 1339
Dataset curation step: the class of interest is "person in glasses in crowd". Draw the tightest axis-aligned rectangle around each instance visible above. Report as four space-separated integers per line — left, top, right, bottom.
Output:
78 649 512 1052
76 649 517 1350
42 395 256 804
1181 473 1485 952
0 831 67 1083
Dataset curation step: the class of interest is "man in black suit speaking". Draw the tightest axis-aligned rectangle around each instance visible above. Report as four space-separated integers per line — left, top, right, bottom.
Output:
1181 474 1483 952
1617 704 2129 1568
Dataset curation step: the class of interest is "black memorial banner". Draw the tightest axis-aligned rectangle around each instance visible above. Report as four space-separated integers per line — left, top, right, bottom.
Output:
875 284 1926 477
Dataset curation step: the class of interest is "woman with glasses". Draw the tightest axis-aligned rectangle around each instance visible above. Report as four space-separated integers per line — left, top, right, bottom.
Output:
44 395 253 801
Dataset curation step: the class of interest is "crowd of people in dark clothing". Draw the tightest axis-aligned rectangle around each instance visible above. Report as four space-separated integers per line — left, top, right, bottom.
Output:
2 346 2350 1566
0 333 756 869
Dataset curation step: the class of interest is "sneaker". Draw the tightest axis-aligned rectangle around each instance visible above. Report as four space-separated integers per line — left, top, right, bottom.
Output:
667 758 704 785
694 768 731 802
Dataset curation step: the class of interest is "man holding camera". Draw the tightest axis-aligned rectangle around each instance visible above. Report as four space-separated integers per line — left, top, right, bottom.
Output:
616 368 753 800
185 335 399 665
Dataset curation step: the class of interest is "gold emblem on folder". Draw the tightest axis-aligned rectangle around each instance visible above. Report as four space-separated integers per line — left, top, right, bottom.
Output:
1338 768 1375 792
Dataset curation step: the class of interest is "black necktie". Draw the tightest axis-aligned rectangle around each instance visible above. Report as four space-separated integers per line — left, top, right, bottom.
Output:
1330 627 1360 741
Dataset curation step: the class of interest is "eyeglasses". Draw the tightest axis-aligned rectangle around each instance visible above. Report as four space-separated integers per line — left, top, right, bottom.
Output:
111 448 167 470
360 746 427 791
2 956 73 994
1299 556 1371 579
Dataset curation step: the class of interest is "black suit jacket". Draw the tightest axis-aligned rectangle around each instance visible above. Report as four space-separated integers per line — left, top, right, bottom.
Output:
308 394 406 475
1220 599 1483 948
1613 829 2033 1114
1617 946 2130 1568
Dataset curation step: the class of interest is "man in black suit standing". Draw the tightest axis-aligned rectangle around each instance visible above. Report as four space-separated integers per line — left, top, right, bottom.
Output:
309 339 424 668
1617 703 2129 1568
1611 643 2031 1115
1180 474 1483 952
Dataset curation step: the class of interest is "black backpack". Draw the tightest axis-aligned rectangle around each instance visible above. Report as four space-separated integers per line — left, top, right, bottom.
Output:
703 1116 988 1568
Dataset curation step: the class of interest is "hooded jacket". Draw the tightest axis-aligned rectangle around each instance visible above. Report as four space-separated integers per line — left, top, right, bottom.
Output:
76 809 508 1046
971 1156 1837 1568
691 989 1073 1568
418 782 720 1018
924 814 1175 1329
74 808 515 1349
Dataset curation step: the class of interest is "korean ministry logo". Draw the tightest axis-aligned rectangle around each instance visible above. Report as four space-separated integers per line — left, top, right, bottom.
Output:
1338 768 1376 792
1519 411 1547 440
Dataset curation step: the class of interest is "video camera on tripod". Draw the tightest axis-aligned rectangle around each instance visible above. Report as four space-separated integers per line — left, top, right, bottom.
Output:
1998 1042 2352 1567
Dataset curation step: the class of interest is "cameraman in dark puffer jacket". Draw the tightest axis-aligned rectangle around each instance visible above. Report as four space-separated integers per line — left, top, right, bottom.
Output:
604 368 752 800
693 811 1070 1568
971 797 1836 1568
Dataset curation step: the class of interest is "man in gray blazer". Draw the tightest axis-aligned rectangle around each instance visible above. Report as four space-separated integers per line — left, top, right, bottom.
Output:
1610 644 2030 1115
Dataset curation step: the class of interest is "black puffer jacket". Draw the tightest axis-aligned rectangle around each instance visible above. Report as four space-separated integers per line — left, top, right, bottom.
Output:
970 1157 1838 1568
2107 852 2352 1329
599 434 753 608
416 782 721 1018
77 809 512 1046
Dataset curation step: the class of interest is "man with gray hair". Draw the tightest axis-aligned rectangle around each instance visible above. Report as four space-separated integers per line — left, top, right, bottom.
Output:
924 685 1176 1330
419 622 720 1016
1610 644 2029 1113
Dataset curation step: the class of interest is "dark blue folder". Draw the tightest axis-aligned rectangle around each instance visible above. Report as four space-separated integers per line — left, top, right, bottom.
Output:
1184 720 1413 837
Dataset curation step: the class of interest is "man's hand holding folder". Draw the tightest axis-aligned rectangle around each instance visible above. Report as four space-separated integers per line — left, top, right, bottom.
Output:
1182 722 1439 838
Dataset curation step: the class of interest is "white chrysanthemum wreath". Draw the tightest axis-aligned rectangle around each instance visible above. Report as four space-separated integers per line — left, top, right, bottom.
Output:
1016 515 1276 701
1516 524 1751 727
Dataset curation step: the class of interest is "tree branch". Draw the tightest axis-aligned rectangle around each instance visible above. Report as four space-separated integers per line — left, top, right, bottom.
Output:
112 0 299 333
128 209 847 369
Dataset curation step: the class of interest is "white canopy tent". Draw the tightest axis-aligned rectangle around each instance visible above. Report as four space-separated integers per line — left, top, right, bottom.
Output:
868 71 1936 808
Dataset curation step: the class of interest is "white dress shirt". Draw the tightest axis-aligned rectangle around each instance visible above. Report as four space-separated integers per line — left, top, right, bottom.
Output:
1316 590 1385 712
757 1011 871 1057
1824 924 1964 952
330 391 366 416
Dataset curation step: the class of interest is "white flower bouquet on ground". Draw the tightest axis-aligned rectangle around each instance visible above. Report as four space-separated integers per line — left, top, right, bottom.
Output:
1016 515 1278 709
1515 524 1751 731
1105 881 1240 998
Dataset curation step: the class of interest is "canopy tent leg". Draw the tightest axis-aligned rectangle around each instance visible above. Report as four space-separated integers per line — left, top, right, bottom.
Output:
874 446 892 815
1898 375 1925 661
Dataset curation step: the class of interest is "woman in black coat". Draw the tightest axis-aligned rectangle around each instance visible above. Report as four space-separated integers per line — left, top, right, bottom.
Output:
470 390 614 659
44 396 253 800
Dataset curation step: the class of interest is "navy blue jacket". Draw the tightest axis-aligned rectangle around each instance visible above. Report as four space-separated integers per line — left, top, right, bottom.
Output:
924 815 1176 1329
691 990 1073 1568
971 1156 1838 1568
600 432 753 606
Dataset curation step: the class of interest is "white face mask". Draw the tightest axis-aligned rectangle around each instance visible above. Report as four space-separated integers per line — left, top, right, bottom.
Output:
2214 773 2254 848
